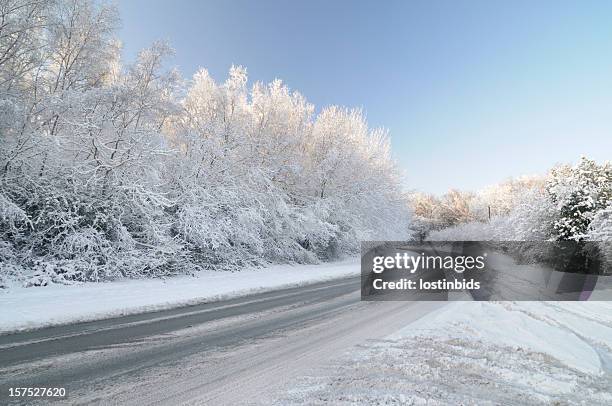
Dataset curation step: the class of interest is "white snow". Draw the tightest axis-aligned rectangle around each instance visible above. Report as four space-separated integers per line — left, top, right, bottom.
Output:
279 301 612 405
0 258 359 334
390 301 612 375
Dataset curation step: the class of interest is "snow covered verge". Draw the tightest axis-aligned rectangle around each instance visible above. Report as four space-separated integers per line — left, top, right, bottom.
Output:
0 258 359 334
279 301 612 405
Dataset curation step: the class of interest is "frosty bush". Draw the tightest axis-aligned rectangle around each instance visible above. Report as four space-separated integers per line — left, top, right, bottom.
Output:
408 177 546 231
427 188 556 242
427 159 611 270
0 0 412 286
589 205 612 241
588 205 612 271
547 157 612 241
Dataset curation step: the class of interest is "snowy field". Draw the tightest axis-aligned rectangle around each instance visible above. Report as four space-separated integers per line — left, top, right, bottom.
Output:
0 258 359 334
279 301 612 405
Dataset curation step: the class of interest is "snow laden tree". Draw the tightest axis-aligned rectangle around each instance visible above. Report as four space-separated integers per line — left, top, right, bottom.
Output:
408 189 479 230
169 68 411 268
408 176 547 236
427 158 611 264
1 0 412 286
588 205 612 271
472 176 546 219
547 157 612 241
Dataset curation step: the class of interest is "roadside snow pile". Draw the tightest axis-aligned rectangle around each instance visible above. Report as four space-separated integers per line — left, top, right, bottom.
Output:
280 302 612 405
0 258 359 334
391 302 612 375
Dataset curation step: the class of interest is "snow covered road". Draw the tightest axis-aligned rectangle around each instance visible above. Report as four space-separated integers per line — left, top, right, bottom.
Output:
0 275 447 405
0 258 361 333
3 256 610 405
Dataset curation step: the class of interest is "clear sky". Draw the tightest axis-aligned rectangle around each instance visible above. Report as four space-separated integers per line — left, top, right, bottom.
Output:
118 0 612 194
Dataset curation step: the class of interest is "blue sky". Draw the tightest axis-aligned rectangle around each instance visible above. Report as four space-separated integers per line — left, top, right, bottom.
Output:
118 0 612 194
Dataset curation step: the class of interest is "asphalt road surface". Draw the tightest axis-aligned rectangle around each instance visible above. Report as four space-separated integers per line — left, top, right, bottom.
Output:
0 276 446 405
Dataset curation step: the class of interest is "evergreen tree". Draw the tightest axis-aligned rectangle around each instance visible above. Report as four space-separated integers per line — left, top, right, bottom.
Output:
547 157 612 241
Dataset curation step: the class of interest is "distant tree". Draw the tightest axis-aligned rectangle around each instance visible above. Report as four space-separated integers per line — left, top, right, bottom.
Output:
436 189 476 227
472 176 545 220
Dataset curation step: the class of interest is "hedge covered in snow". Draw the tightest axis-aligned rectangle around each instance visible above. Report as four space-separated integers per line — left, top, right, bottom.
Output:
0 0 412 287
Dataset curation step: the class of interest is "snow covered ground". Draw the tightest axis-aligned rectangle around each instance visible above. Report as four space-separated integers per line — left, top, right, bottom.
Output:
279 301 612 405
0 258 359 334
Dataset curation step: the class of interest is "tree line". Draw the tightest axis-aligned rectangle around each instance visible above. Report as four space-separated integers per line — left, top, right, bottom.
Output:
0 0 411 286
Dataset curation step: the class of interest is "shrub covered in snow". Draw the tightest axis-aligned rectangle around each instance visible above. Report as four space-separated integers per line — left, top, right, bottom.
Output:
408 177 546 230
427 158 611 270
547 157 612 241
588 205 612 272
0 0 412 287
428 188 557 242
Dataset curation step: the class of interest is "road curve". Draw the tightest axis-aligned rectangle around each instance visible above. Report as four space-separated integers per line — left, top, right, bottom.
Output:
0 276 446 405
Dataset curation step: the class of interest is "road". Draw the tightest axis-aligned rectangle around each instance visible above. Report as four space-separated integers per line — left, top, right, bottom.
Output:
0 276 446 405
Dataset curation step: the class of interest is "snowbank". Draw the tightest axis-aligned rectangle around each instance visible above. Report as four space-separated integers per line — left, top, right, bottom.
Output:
0 258 359 334
280 301 612 405
391 301 612 375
